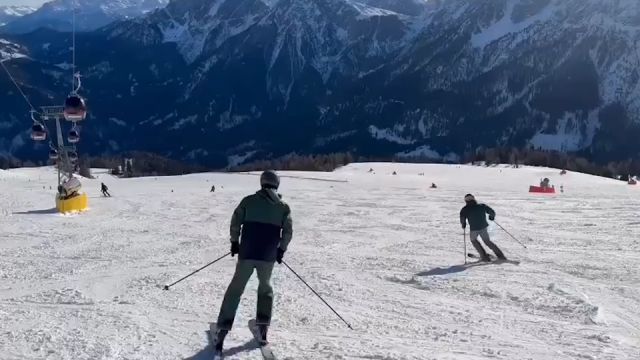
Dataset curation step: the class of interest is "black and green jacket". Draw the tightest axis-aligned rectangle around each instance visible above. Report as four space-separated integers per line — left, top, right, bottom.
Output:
230 189 293 262
460 201 495 231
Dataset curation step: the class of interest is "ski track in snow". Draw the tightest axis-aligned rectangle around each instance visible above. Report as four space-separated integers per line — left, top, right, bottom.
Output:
0 164 639 359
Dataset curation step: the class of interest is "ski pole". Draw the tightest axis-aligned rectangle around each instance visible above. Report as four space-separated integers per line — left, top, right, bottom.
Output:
163 252 231 290
282 261 354 330
463 228 468 265
493 221 527 249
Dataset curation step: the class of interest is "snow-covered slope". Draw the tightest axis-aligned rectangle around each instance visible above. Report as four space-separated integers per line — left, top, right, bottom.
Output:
1 0 169 33
0 38 28 60
357 0 429 16
0 163 639 359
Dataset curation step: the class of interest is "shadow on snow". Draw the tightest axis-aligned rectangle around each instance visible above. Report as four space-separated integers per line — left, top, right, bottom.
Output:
416 259 520 277
184 324 258 360
416 261 493 277
12 208 58 215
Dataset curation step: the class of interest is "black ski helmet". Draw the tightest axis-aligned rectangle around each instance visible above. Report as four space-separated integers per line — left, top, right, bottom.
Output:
464 194 475 202
260 170 280 189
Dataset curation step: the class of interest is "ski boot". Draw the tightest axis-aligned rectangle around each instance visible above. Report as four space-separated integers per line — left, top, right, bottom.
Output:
214 329 228 353
257 324 269 346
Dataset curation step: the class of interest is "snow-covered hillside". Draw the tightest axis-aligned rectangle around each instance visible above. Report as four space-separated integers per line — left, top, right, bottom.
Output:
0 5 35 26
1 163 638 359
0 38 27 60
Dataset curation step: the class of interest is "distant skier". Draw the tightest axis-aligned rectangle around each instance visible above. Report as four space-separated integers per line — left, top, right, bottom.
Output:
540 178 551 188
460 194 506 262
210 185 216 193
430 183 437 189
213 170 293 354
101 183 111 197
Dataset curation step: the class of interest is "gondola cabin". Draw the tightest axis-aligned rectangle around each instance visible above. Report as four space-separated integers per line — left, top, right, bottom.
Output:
31 123 46 141
64 95 87 121
68 151 79 162
68 129 80 143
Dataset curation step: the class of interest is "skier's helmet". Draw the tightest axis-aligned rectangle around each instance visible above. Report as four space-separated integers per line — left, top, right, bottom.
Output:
464 194 475 203
260 170 280 189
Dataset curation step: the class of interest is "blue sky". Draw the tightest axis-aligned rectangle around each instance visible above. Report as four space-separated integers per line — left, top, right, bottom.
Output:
0 0 46 6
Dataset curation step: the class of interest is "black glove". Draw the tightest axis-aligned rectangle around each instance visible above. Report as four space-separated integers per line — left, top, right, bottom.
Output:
489 215 495 221
230 242 240 257
276 248 285 264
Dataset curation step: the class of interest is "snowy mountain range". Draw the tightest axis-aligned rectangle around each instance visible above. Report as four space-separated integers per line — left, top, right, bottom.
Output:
1 0 640 167
0 0 169 33
0 5 35 26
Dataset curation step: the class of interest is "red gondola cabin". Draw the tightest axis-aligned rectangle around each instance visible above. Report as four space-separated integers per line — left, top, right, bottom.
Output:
64 95 87 121
31 123 46 141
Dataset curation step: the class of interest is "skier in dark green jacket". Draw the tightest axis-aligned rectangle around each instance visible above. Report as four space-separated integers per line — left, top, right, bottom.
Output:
214 170 293 352
460 194 506 262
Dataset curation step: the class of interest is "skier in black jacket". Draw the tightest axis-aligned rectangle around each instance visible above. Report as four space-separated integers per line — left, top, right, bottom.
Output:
101 183 111 197
213 170 293 354
460 194 506 262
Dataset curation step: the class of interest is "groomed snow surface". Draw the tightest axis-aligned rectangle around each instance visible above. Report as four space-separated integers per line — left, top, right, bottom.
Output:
1 163 639 359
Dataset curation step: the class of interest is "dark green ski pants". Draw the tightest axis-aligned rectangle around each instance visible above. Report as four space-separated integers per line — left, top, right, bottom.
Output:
216 259 274 330
470 227 505 259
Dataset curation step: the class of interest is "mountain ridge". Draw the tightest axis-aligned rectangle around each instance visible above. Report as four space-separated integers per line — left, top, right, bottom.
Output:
1 0 639 166
0 5 35 26
0 0 169 33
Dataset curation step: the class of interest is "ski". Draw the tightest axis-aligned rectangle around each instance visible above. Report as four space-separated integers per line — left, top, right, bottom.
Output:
208 323 223 360
248 319 277 360
467 253 520 265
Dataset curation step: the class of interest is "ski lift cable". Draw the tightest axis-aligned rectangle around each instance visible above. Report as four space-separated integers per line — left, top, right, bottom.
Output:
0 59 38 113
71 0 81 94
72 1 76 93
74 73 81 94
